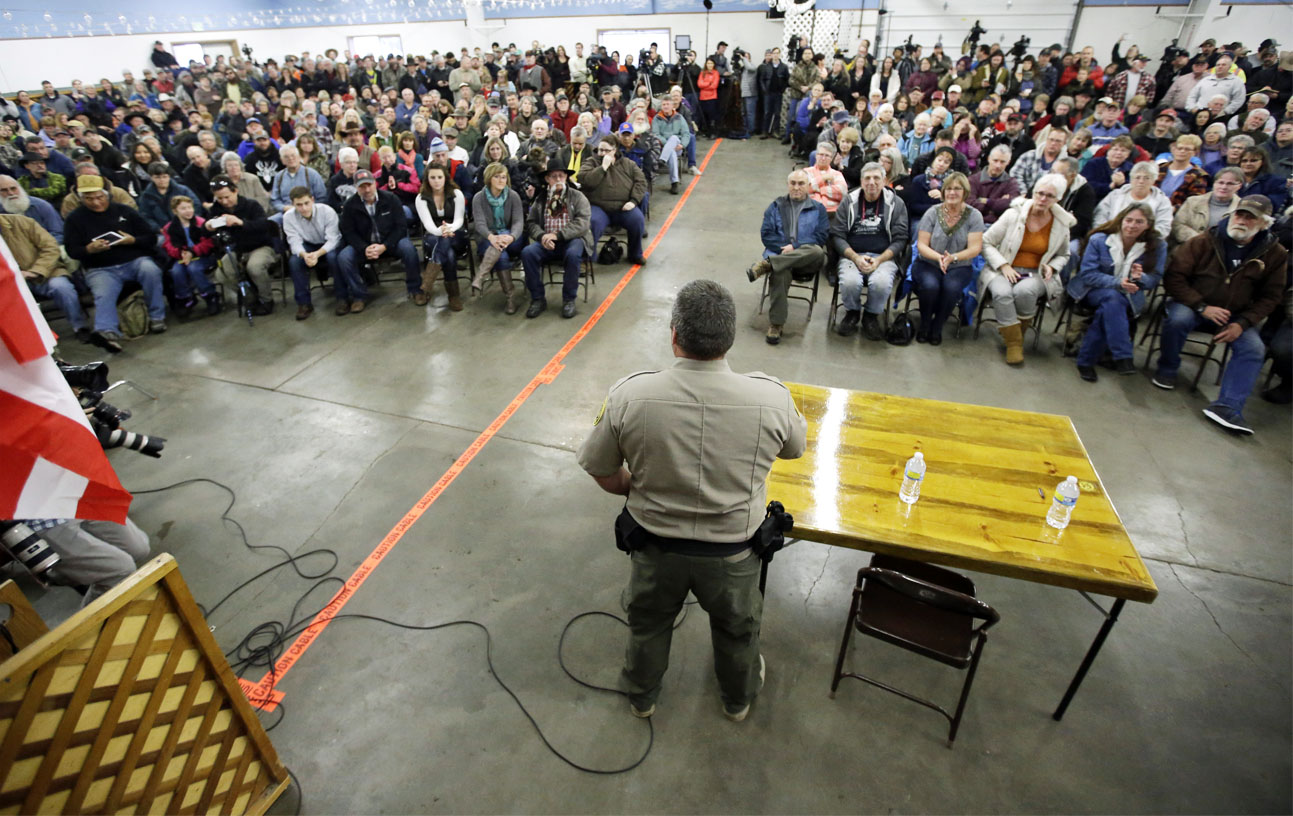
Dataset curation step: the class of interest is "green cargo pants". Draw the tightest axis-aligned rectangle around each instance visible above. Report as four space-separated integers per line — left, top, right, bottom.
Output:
621 544 764 709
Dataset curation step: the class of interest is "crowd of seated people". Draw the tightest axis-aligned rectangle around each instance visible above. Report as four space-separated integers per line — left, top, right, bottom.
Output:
0 33 1289 434
0 39 716 346
747 34 1289 435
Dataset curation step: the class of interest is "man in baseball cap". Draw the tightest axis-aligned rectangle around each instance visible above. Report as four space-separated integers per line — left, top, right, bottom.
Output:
337 167 419 312
1154 193 1287 435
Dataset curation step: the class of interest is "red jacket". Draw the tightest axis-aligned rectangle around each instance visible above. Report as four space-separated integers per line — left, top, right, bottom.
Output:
1059 61 1105 92
698 70 720 101
162 216 216 260
550 108 580 140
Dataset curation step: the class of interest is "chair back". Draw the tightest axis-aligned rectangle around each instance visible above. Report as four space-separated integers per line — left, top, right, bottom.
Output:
858 565 1000 629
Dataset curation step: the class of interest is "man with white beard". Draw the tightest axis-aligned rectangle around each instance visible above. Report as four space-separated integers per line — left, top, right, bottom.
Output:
0 174 64 241
1155 195 1288 435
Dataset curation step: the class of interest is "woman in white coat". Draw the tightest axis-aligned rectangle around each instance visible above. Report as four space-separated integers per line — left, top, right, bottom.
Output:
868 57 902 105
1091 161 1173 238
980 173 1076 365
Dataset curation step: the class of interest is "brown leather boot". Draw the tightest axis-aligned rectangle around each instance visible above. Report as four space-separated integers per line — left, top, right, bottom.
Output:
1019 315 1033 334
999 323 1025 365
444 277 464 311
499 268 518 314
421 262 442 297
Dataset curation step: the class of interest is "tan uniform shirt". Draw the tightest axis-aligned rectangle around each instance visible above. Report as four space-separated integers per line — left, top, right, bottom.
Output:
577 358 807 543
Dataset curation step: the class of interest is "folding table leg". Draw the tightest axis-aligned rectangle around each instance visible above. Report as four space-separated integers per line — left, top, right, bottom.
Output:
1053 598 1126 720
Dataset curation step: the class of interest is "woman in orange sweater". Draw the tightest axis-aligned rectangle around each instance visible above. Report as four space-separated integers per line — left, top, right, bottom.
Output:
698 59 721 137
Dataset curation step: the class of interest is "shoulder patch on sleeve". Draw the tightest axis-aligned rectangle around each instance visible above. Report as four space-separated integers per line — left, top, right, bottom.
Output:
593 397 607 426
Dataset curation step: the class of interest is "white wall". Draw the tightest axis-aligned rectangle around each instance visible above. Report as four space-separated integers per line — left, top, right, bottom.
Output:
0 11 787 92
872 0 1080 59
1071 3 1291 71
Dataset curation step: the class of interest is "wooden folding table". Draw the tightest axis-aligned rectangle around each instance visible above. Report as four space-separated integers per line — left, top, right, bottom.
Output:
767 383 1158 719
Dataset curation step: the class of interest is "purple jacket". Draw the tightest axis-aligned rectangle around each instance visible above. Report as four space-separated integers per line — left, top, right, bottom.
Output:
969 169 1020 225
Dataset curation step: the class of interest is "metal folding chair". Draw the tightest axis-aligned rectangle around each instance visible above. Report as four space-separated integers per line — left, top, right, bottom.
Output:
830 554 1000 746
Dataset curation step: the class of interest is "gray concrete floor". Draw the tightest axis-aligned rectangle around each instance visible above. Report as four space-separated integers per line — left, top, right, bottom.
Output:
36 135 1292 814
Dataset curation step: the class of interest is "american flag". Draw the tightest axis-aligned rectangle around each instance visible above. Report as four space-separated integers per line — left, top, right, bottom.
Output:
0 233 132 524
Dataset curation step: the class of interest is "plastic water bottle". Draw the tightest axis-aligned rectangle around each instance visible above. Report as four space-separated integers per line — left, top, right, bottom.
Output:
1046 475 1080 529
899 451 925 504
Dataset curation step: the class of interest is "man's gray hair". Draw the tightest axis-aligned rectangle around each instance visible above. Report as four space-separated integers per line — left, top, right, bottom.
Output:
816 140 837 157
1052 155 1079 175
279 144 299 159
860 161 886 177
1213 166 1245 184
989 144 1012 161
1129 160 1158 179
1228 134 1255 149
671 280 736 359
221 152 243 168
570 126 587 140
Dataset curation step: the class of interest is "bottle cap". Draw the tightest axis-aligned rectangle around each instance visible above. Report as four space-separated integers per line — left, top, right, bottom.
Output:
1066 475 1077 482
913 451 923 459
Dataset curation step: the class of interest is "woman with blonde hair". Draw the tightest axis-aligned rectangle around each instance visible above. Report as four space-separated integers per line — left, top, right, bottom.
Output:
911 171 984 344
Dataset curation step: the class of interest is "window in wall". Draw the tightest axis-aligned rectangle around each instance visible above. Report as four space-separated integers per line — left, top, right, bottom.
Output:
597 28 673 65
348 35 404 59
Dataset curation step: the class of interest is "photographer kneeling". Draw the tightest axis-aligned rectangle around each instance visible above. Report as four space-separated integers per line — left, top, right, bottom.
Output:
207 175 279 316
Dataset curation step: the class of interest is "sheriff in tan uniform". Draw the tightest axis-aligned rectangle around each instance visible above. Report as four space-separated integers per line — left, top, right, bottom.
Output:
577 280 806 722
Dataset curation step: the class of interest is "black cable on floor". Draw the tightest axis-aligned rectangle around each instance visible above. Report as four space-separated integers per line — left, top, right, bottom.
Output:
128 477 658 775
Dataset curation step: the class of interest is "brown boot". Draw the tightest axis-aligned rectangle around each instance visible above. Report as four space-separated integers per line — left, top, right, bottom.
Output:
472 246 502 298
499 268 518 314
421 262 442 297
1019 315 1033 334
444 277 464 311
999 323 1025 365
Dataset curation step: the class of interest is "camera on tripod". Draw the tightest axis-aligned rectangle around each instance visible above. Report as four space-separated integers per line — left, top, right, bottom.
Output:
963 20 987 55
1010 35 1032 60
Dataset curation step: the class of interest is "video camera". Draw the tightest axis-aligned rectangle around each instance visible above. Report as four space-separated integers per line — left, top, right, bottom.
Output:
1161 41 1187 62
963 20 987 55
1009 34 1032 64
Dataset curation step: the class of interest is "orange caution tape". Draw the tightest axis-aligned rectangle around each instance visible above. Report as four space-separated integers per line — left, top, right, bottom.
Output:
240 140 724 710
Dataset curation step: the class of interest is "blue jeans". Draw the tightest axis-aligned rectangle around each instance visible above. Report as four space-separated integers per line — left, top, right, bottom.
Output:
85 257 166 333
912 258 973 335
686 133 697 168
424 234 466 280
338 237 420 297
169 256 217 300
743 96 757 133
521 238 586 302
476 235 525 268
28 275 87 331
1157 301 1266 412
333 246 374 302
1076 287 1135 366
659 135 682 183
589 204 645 261
286 242 339 306
838 254 898 314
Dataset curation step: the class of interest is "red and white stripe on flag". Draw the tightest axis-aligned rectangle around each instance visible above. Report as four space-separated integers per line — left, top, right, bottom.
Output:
0 232 132 524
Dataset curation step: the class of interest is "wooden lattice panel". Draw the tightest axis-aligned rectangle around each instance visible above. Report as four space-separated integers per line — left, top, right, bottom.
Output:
0 555 288 815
